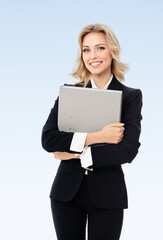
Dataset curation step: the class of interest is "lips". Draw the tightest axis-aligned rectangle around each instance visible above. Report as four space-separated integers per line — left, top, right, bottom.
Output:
90 61 103 66
89 61 103 68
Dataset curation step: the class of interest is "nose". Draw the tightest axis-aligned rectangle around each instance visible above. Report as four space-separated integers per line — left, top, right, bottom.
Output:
90 49 97 59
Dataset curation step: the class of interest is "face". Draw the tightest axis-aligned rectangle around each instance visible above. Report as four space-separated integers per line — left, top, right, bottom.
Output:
82 32 112 77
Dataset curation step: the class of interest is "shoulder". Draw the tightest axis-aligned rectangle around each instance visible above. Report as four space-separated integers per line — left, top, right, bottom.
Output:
118 81 142 100
115 81 143 110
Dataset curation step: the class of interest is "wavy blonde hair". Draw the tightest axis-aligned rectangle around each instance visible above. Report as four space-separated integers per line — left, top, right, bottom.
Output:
70 23 129 87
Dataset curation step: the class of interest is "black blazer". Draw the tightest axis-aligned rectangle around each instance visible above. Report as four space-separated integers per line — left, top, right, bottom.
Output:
41 74 143 209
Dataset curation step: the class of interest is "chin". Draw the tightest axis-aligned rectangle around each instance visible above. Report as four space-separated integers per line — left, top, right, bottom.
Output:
91 70 105 75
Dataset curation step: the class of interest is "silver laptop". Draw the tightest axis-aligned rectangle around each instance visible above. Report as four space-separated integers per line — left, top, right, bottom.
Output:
58 85 122 133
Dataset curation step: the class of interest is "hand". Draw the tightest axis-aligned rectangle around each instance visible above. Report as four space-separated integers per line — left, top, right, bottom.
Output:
52 152 80 160
100 122 125 144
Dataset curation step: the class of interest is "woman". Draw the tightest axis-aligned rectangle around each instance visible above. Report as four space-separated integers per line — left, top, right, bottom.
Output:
41 23 143 240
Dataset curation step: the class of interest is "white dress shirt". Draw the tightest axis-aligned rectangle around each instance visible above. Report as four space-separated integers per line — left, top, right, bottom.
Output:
70 74 113 174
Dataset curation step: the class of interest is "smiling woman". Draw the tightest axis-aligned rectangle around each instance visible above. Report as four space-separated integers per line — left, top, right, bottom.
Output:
41 23 143 240
82 32 113 89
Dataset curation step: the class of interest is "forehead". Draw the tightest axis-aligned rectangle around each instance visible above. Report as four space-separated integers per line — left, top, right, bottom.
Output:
83 32 106 46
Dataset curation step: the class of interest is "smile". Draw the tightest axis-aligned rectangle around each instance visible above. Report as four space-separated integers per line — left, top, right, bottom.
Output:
90 61 102 68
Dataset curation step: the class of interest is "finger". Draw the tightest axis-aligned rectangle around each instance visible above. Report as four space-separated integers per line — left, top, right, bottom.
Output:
53 151 58 155
118 132 124 138
54 153 59 158
54 155 60 160
120 135 124 140
119 127 125 132
118 136 123 142
111 122 125 127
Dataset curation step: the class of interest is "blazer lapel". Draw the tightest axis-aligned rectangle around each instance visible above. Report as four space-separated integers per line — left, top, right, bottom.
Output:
107 74 122 90
86 80 92 88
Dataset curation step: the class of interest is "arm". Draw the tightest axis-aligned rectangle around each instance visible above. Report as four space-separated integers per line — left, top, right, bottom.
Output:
41 96 75 152
89 89 143 168
84 131 104 146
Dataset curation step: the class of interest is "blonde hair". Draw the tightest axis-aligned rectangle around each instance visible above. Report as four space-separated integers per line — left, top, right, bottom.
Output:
70 23 129 87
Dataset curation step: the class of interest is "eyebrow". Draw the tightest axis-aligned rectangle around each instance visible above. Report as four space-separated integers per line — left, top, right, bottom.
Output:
82 44 106 48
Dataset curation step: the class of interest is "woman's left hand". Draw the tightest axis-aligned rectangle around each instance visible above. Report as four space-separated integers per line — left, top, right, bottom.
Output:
52 151 80 160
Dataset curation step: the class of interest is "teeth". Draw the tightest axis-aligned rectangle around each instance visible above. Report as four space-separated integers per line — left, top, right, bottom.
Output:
91 62 102 66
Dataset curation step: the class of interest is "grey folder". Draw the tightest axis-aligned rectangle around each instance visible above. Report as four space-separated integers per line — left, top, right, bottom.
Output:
58 85 122 133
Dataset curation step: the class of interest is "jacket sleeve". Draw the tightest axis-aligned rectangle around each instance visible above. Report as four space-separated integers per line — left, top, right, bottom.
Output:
41 96 75 152
90 89 143 168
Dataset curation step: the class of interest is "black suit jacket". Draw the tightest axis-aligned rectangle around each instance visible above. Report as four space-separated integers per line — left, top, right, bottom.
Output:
41 75 143 209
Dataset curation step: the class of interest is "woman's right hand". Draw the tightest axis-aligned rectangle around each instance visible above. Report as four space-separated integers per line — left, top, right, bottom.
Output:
100 122 125 144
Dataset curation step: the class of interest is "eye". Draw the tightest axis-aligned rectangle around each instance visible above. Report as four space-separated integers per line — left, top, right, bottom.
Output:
98 46 105 50
83 48 89 53
82 46 105 53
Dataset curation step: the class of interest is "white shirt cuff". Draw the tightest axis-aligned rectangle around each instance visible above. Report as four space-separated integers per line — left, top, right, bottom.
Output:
70 132 88 152
80 146 93 171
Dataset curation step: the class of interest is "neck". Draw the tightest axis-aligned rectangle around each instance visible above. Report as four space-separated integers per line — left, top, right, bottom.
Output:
91 70 112 89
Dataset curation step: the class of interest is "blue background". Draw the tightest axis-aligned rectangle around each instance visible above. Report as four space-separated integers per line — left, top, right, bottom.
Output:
0 0 162 239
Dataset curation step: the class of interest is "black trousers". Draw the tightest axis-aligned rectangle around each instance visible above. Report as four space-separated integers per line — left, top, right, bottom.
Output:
50 175 124 240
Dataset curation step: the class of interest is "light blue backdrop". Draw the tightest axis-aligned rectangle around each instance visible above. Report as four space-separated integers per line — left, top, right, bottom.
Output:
0 0 162 239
